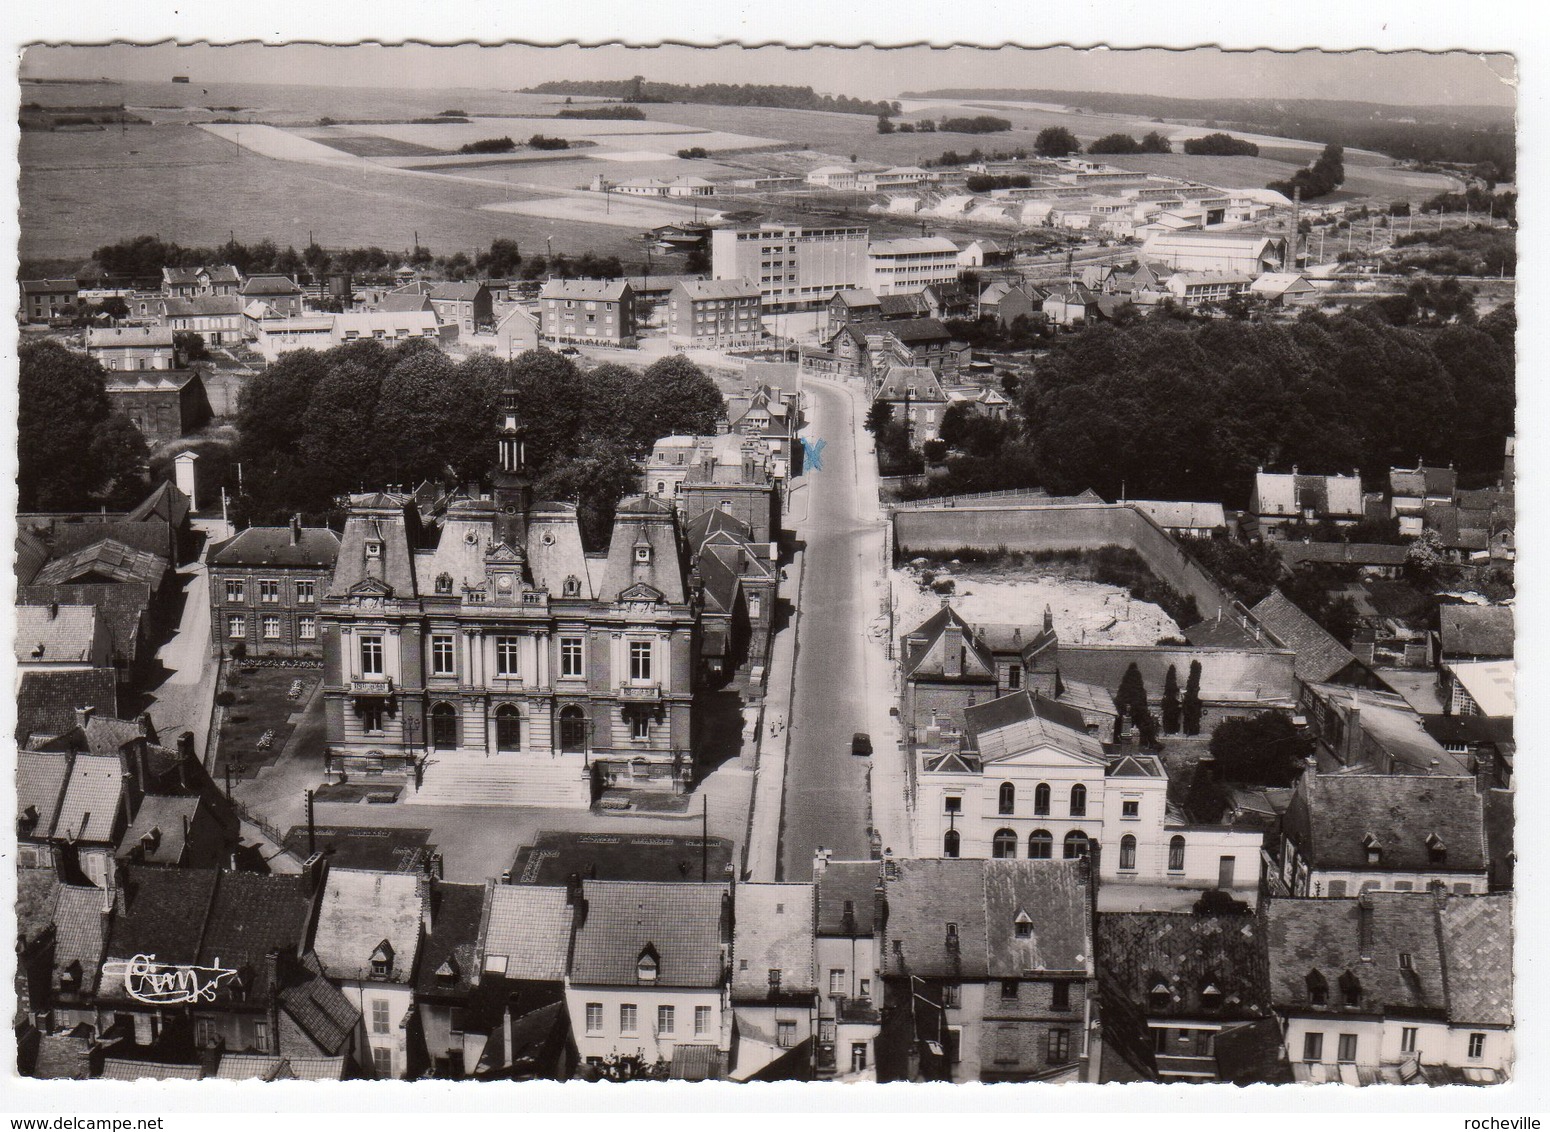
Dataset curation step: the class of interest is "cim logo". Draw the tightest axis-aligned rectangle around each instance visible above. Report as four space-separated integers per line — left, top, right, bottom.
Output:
101 954 240 1005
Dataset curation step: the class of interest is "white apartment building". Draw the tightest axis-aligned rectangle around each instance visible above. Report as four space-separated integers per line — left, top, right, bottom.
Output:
865 237 960 296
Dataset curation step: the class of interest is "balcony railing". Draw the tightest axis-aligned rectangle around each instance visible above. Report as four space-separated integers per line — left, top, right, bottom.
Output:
350 677 394 696
617 684 662 702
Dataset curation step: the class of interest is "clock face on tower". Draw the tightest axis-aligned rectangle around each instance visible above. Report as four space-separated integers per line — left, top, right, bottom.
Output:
496 574 513 591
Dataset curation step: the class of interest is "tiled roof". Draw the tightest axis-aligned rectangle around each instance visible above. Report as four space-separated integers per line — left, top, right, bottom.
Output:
815 861 880 936
53 882 112 996
48 519 174 561
86 326 176 349
17 749 74 838
670 1044 724 1081
1275 541 1410 568
199 872 316 1005
17 528 50 584
34 539 169 589
597 496 688 604
278 954 360 1055
1439 605 1514 659
1285 774 1486 873
21 584 152 665
876 365 947 404
100 868 221 997
1097 912 1269 1019
480 884 574 983
880 859 1089 979
540 278 630 302
678 278 760 301
18 868 61 943
1438 894 1513 1026
241 274 303 295
15 604 102 664
99 1058 204 1081
313 868 427 984
832 288 880 308
877 294 929 318
105 370 204 395
731 883 816 998
55 754 125 844
429 281 486 302
1266 895 1448 1016
209 526 341 569
570 881 728 988
1250 590 1359 684
213 1054 349 1081
22 278 80 294
162 295 244 318
967 692 1107 764
415 881 487 996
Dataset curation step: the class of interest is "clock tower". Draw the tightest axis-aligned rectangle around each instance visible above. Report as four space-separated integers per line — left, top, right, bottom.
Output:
493 386 531 551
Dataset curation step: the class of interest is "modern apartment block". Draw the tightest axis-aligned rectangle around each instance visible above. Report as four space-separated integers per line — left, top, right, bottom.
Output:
712 223 870 313
865 237 960 296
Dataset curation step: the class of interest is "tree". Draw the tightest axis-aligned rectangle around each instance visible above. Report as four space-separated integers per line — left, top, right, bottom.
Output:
1183 133 1259 156
1088 133 1141 155
1034 126 1081 157
19 340 146 511
865 399 894 435
876 115 895 135
1113 662 1150 742
535 436 642 551
1208 711 1311 786
1161 664 1181 734
1182 660 1203 736
173 331 211 362
1140 131 1173 154
635 356 725 448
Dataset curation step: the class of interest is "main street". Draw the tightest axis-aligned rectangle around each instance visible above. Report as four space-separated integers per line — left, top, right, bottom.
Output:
777 378 898 878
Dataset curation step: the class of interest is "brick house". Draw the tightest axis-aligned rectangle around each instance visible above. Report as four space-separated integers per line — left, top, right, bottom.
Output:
105 370 212 446
208 519 341 660
240 274 307 317
539 280 636 347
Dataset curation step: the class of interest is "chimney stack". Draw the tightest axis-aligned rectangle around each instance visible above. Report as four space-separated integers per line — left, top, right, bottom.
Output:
1343 702 1363 766
290 515 302 546
75 705 95 730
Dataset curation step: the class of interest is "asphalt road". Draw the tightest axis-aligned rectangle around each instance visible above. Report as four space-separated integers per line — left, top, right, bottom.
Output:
778 380 876 878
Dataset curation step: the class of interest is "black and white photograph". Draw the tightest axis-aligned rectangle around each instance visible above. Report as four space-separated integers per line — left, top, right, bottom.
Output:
5 8 1529 1115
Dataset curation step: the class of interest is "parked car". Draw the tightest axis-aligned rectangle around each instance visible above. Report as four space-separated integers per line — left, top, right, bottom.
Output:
851 732 872 757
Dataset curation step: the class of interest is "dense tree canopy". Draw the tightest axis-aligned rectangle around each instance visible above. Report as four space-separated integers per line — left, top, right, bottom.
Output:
1208 711 1313 787
1267 142 1345 201
1088 133 1142 155
19 340 148 511
1034 126 1082 157
1182 133 1260 156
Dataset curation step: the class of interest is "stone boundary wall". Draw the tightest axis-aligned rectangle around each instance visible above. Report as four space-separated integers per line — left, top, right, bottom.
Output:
891 502 1237 622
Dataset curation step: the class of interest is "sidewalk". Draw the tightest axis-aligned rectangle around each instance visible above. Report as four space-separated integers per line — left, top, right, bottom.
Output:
810 374 913 859
743 544 804 882
143 518 227 760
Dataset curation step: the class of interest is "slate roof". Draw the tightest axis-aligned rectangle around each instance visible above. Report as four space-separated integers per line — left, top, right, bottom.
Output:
1097 912 1269 1020
34 539 168 589
116 795 202 865
1250 590 1360 684
99 867 222 998
48 519 175 561
15 605 103 664
380 292 434 313
104 370 202 395
313 868 428 984
965 691 1107 764
1437 894 1513 1026
880 858 1089 979
212 1054 348 1081
831 288 880 309
597 496 688 604
241 274 304 295
480 884 574 982
901 604 997 681
570 881 728 988
100 1059 204 1081
22 278 80 294
1265 895 1448 1017
731 883 816 999
685 507 755 553
877 293 930 318
1390 465 1457 499
1439 605 1514 660
54 754 125 844
329 497 418 598
678 278 761 301
416 881 487 997
87 326 177 349
209 526 341 569
17 749 75 839
198 872 317 1006
17 528 50 584
875 365 947 404
540 278 631 302
671 1044 725 1081
278 954 360 1055
815 861 880 936
162 295 244 318
1285 774 1486 873
429 281 487 302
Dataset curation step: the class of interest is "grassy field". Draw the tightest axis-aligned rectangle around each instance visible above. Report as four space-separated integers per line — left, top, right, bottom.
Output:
318 134 445 158
215 666 320 781
1092 152 1462 201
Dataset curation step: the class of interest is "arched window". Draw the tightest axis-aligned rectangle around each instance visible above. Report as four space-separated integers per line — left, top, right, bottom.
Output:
1063 831 1090 860
998 782 1016 815
656 481 666 495
495 704 521 752
1168 835 1186 872
430 702 457 750
559 705 587 753
943 829 960 859
1028 830 1053 859
1034 783 1051 816
992 829 1018 859
1069 783 1087 817
1119 835 1137 871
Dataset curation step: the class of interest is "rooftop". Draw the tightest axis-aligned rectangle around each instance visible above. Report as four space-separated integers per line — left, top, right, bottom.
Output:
1097 911 1269 1020
313 868 428 985
15 604 101 663
209 525 341 569
1447 660 1516 717
480 884 574 982
570 881 728 989
1285 773 1486 874
731 883 817 999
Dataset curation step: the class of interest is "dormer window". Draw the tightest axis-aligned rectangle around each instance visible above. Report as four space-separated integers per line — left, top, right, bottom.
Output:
435 956 460 984
1201 982 1223 1010
1363 834 1382 865
1426 833 1447 865
945 922 959 944
637 945 659 984
768 968 782 993
1306 969 1328 1007
1148 981 1171 1012
1339 970 1362 1008
1014 910 1033 939
370 940 394 980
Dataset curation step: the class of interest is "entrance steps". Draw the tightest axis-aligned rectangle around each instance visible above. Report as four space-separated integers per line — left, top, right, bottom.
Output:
404 752 592 809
